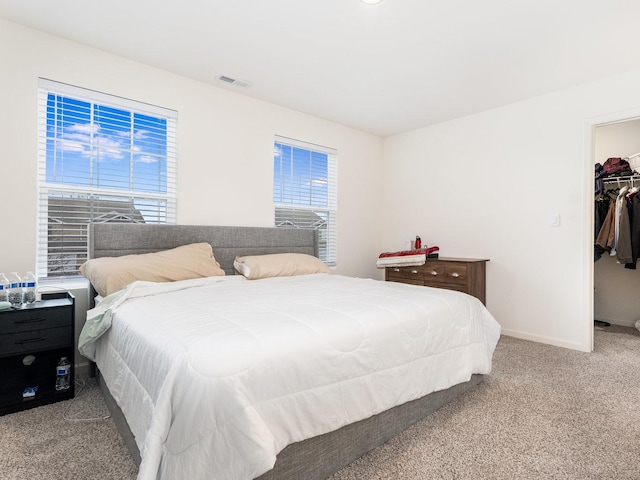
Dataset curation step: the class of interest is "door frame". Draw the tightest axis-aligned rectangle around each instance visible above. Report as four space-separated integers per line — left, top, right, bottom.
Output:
584 108 640 351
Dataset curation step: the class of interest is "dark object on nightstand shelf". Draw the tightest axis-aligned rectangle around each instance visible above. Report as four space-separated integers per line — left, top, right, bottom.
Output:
0 292 75 415
385 257 489 305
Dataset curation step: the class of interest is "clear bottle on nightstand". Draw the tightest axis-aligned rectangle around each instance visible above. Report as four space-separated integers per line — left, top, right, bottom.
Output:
7 272 22 306
23 271 37 304
55 357 71 392
0 273 8 302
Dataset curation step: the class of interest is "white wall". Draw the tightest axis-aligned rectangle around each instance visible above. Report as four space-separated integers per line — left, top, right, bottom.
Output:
382 69 640 352
0 19 384 372
594 119 640 327
0 18 384 277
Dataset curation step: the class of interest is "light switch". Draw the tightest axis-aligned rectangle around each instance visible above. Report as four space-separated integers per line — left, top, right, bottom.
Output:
550 213 560 227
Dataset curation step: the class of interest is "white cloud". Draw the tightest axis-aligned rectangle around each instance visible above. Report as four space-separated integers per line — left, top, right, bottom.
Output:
67 123 99 135
134 129 149 140
136 155 158 164
55 139 86 154
63 132 91 143
55 122 135 161
56 123 158 163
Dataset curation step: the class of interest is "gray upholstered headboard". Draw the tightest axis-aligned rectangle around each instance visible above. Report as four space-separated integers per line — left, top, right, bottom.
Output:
88 223 319 275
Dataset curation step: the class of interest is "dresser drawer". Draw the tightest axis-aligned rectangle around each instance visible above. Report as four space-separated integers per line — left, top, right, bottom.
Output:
425 263 469 287
386 266 426 282
0 326 72 356
0 307 72 335
390 277 424 286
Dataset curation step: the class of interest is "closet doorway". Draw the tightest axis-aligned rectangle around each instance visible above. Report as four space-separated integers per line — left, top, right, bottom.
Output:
592 118 640 333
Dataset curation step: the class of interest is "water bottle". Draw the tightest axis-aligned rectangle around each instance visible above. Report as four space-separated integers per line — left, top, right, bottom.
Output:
0 273 8 303
7 272 22 306
23 271 37 304
55 357 71 392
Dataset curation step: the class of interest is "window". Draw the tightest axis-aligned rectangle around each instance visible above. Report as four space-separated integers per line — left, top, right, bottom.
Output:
273 136 337 266
37 79 177 278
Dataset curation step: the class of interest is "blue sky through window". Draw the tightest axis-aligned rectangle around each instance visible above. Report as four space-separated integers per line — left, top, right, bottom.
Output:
46 94 168 194
273 142 328 208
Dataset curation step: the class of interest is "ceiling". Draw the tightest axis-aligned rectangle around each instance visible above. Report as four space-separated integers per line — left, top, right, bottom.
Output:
2 0 640 137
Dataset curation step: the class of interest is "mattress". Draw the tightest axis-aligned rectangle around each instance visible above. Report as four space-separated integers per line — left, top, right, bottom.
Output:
79 273 501 480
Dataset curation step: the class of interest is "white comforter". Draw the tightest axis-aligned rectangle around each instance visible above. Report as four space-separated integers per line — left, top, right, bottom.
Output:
79 274 501 480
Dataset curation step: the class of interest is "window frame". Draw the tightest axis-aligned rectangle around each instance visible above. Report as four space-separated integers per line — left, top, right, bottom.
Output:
36 79 177 279
273 135 338 266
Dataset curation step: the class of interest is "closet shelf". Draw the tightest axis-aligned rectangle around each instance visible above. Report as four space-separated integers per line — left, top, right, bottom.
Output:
603 174 640 184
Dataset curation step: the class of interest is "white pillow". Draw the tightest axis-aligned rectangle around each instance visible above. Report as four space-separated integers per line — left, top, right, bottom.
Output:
234 253 330 280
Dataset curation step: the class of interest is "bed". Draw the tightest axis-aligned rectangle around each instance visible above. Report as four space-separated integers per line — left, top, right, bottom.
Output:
78 223 501 480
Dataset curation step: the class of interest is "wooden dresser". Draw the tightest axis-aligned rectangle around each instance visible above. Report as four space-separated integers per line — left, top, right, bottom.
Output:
385 257 488 305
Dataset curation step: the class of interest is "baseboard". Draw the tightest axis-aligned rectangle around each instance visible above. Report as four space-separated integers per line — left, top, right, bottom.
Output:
500 329 589 352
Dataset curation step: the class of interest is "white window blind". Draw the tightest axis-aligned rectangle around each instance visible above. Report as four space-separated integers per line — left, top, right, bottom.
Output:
37 79 177 278
273 136 338 266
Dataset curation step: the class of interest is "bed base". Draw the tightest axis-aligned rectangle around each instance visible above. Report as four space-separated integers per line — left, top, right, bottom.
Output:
98 370 483 479
97 371 141 467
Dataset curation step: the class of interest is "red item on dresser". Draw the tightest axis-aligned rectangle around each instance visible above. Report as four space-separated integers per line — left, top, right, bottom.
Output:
378 246 439 258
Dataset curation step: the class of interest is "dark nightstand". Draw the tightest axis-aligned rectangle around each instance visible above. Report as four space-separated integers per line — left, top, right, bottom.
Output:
0 292 75 415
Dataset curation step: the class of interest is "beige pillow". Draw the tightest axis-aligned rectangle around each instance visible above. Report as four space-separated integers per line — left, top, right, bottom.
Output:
234 253 330 280
80 242 225 297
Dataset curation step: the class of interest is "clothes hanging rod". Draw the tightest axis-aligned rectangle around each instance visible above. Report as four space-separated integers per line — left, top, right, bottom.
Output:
603 174 639 183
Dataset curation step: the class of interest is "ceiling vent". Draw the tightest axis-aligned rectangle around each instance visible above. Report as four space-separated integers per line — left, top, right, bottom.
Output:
217 75 252 89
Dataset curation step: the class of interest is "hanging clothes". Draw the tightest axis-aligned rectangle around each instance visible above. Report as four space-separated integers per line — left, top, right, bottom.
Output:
595 193 610 239
595 163 606 195
625 190 640 269
611 186 629 256
617 195 633 264
595 195 616 253
595 177 640 269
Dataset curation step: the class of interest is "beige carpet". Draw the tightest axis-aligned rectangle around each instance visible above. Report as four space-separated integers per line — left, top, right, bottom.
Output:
0 376 137 480
331 325 640 480
1 326 638 480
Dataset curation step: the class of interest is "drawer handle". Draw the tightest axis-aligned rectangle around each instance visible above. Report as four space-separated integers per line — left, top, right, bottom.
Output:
14 317 46 324
15 336 46 345
393 268 400 272
451 272 460 278
430 271 438 276
410 270 418 274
